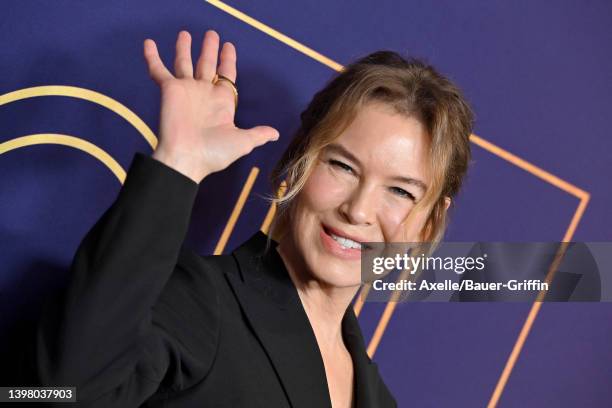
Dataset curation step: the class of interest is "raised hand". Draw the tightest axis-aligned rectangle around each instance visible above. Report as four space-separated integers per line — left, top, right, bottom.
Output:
144 30 279 183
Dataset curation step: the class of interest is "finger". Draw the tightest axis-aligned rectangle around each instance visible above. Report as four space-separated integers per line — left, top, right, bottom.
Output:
195 30 220 81
143 39 173 85
216 41 237 83
174 31 193 78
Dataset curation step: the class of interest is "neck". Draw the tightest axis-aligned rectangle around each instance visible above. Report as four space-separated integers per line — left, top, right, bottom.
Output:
276 238 361 352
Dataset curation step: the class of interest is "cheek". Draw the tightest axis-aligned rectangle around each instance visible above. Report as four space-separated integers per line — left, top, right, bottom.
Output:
379 200 413 240
300 164 351 211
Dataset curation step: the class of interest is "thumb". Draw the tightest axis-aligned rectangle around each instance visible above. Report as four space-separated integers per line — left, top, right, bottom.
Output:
242 125 280 147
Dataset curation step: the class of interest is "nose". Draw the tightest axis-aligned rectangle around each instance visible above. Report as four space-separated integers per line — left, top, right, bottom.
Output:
339 183 377 225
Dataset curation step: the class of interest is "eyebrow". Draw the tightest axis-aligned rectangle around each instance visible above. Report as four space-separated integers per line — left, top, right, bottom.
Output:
324 143 429 192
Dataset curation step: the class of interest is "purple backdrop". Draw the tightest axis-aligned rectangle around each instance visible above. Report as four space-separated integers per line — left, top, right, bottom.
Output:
1 0 611 406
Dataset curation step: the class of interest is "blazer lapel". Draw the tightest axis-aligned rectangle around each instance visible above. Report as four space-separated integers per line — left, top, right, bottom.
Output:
342 308 385 408
225 231 387 408
224 231 332 408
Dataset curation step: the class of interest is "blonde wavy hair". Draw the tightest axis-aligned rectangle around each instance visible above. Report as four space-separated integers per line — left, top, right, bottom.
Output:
268 51 473 248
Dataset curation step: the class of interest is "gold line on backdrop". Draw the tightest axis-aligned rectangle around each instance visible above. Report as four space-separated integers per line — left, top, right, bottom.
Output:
0 86 158 149
205 0 344 72
486 194 590 408
260 181 287 234
0 134 126 182
214 167 260 254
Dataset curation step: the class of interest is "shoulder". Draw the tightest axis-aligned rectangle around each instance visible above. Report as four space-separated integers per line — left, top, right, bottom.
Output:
174 246 238 289
171 244 245 287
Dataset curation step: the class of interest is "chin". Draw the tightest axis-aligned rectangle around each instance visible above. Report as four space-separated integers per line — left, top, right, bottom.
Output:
298 250 363 288
304 264 360 289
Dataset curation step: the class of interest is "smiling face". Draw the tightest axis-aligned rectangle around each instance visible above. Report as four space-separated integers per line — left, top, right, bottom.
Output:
281 100 433 288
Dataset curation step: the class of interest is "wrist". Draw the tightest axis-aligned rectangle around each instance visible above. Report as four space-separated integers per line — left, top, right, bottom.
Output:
151 149 208 183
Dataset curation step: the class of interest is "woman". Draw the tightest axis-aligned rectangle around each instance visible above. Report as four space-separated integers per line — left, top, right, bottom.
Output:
34 30 473 407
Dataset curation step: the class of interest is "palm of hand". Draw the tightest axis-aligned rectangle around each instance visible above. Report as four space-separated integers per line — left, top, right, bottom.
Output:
144 30 279 183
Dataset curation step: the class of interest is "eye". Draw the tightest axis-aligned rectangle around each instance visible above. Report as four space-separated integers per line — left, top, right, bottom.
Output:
328 159 354 174
389 186 416 201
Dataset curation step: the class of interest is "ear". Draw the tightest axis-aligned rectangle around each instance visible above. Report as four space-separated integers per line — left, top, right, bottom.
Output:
444 196 451 211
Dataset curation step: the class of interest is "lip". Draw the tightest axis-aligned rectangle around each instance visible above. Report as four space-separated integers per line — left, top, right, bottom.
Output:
320 227 362 260
322 223 369 245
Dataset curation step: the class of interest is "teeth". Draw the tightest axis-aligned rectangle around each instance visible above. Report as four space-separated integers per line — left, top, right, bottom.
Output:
329 232 362 250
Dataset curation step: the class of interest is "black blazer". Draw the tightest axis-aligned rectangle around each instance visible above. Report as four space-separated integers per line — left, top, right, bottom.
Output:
33 153 397 407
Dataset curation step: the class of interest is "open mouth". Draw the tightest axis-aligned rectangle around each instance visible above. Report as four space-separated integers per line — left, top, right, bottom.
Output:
322 225 371 251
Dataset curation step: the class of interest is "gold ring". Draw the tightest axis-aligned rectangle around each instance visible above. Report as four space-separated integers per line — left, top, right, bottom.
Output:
212 73 238 109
